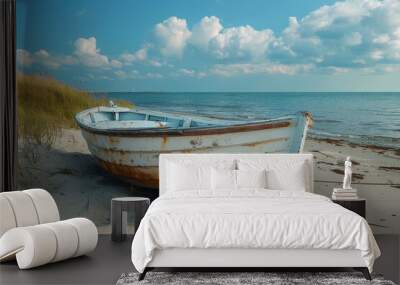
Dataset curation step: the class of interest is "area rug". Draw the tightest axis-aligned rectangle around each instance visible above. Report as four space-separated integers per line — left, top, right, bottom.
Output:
116 272 396 285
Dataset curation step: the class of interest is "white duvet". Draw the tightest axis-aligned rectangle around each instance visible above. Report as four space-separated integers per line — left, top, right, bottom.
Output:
131 190 380 273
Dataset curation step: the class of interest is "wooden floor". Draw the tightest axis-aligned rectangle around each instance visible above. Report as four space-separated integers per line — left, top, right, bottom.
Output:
0 235 398 285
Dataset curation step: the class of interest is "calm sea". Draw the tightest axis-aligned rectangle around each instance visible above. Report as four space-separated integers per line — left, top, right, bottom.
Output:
97 92 400 149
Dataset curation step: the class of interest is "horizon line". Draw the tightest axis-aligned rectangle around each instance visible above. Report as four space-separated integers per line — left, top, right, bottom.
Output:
88 90 400 93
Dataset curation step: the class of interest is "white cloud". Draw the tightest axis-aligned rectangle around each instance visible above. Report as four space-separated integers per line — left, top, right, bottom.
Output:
145 72 164 79
211 63 313 77
75 37 99 55
359 64 400 74
155 17 191 57
343 32 363 46
119 46 166 68
114 70 127 78
114 70 139 79
34 50 62 69
275 0 400 69
135 48 147 61
179 68 195 76
16 49 33 66
197 72 207 78
178 68 207 78
120 53 136 63
148 59 163 67
18 37 121 71
373 34 390 44
190 16 223 49
74 37 110 67
61 55 79 65
114 69 163 80
17 37 159 75
209 25 274 59
381 65 400 72
148 5 398 75
110 59 123 68
370 50 384 61
18 0 400 79
87 73 113 81
16 49 78 69
119 46 165 68
324 66 351 74
155 16 275 60
120 47 148 64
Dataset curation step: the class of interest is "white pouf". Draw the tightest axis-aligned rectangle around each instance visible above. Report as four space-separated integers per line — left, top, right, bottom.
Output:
0 189 98 269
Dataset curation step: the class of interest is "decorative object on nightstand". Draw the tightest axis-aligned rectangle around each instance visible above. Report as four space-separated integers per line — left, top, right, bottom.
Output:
111 197 150 242
332 188 358 200
332 198 366 218
332 156 358 200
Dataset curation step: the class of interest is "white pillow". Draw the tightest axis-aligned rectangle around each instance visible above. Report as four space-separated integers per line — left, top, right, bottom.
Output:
167 162 211 191
238 159 308 191
266 162 307 191
236 169 267 189
211 168 236 191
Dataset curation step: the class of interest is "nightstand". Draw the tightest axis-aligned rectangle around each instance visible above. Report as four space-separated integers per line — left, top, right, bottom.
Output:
332 198 366 218
111 197 150 242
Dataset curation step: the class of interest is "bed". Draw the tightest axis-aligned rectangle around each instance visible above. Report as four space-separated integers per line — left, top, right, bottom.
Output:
131 154 380 280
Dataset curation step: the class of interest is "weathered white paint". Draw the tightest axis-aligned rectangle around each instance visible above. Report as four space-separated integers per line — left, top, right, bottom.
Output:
76 107 312 187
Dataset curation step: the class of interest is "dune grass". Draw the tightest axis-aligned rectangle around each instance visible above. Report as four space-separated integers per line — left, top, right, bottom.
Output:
17 74 132 146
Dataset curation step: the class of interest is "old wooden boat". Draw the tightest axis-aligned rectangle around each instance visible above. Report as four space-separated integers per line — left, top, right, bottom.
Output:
75 105 313 189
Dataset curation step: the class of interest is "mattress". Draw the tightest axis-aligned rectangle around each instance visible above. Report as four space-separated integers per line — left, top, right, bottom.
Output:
131 190 380 273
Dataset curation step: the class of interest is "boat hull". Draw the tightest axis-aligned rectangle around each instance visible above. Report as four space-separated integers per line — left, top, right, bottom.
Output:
78 113 312 189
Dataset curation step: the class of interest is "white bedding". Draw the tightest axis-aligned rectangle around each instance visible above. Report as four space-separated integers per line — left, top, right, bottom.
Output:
131 190 380 273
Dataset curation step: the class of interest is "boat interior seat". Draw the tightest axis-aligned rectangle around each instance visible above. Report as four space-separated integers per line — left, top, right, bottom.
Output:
164 121 180 128
93 120 169 130
89 112 114 124
113 112 119 121
182 119 192 128
89 112 96 123
86 110 219 129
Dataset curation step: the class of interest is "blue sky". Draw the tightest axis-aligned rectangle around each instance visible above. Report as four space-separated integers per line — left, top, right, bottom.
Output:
17 0 400 92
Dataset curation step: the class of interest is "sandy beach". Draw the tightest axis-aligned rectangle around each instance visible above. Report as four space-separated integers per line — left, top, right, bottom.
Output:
305 137 400 234
17 129 400 234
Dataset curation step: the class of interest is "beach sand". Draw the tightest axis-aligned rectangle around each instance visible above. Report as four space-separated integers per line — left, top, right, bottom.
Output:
17 129 400 234
305 137 400 234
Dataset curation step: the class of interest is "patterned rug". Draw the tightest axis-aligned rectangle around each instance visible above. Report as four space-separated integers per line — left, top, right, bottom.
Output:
116 271 396 285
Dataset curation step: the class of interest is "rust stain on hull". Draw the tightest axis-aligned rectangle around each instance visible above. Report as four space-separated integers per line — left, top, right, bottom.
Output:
95 137 288 189
242 137 288 147
95 137 291 189
97 137 290 156
160 135 169 151
97 159 159 189
107 136 120 144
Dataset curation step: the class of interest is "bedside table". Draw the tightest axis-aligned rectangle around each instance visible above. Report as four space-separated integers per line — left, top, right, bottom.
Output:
332 198 366 218
111 197 150 242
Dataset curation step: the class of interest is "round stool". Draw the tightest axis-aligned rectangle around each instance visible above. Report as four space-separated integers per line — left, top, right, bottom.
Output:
111 197 150 242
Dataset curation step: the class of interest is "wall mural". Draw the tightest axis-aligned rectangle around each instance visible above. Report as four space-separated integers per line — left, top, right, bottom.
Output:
16 0 400 234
